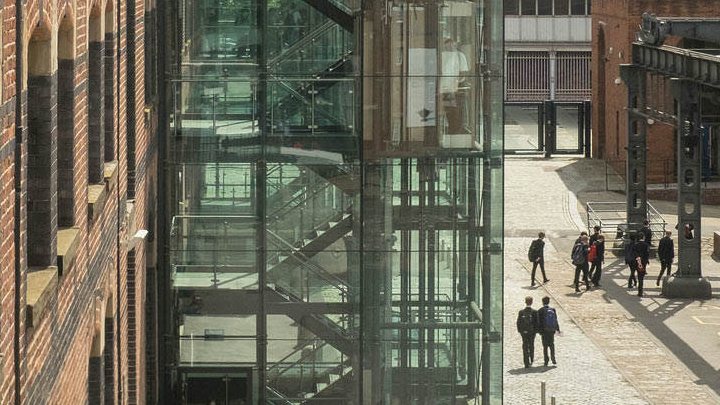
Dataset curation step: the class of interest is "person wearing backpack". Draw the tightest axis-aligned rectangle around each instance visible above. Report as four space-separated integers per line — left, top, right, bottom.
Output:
588 234 605 287
516 296 539 368
571 235 590 292
635 233 651 297
528 232 548 286
537 296 560 366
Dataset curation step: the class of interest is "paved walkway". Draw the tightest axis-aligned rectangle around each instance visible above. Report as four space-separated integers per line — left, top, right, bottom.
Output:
504 157 720 404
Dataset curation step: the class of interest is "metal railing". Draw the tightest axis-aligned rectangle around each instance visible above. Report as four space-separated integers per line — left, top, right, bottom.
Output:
586 201 667 250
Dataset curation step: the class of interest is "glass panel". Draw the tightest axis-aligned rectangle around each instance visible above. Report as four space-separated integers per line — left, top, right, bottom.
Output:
570 0 585 15
554 0 568 15
504 0 519 15
505 104 541 151
521 0 535 15
556 104 581 151
538 0 552 15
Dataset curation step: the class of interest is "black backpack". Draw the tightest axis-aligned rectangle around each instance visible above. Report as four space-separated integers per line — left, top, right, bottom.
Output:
518 310 535 334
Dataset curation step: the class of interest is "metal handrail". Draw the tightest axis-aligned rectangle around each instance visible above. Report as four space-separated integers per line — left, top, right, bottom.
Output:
268 21 338 67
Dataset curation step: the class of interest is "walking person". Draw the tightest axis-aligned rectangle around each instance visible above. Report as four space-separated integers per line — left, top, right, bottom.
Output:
625 234 638 289
516 296 539 368
641 220 653 246
589 225 602 244
528 232 548 286
635 234 650 297
657 230 675 285
571 235 590 292
538 296 560 366
589 234 605 287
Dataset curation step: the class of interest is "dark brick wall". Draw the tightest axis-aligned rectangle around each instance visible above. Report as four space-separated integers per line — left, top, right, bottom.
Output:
58 59 76 227
104 34 116 163
27 74 58 267
104 316 115 404
88 355 104 404
89 41 105 184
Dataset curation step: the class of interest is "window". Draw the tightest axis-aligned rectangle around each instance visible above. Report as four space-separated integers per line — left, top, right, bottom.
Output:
104 4 116 162
538 0 552 15
521 0 535 15
570 0 586 15
127 0 137 199
504 0 519 15
88 8 105 183
554 0 568 15
57 18 76 227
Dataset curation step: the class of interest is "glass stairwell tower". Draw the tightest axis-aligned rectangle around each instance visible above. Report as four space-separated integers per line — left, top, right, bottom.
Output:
158 0 503 402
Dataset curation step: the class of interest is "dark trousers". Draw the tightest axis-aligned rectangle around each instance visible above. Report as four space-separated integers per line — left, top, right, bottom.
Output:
637 270 646 296
628 261 638 287
573 262 589 290
531 259 547 284
657 260 672 284
541 331 556 365
521 333 536 367
589 260 602 285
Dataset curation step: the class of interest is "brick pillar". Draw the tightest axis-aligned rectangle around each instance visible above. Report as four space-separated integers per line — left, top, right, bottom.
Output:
58 59 76 227
89 41 105 184
104 316 115 404
27 73 58 267
104 34 115 162
88 355 105 405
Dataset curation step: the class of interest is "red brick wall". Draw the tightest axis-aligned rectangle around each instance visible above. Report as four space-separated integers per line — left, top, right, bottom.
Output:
592 0 719 182
0 0 156 401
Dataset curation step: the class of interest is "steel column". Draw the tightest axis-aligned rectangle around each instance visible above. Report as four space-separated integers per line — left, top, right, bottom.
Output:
620 65 648 234
663 79 712 298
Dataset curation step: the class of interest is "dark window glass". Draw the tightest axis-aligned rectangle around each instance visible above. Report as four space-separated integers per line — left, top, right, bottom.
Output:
587 0 591 14
505 0 519 15
571 0 585 15
521 0 535 15
554 0 568 15
538 0 552 15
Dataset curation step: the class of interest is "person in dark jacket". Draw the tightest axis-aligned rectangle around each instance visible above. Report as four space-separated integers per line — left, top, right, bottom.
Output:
589 225 602 244
537 296 560 366
640 220 653 246
516 296 539 368
657 230 674 286
589 234 605 287
529 232 548 286
572 235 590 292
625 234 638 289
635 234 650 297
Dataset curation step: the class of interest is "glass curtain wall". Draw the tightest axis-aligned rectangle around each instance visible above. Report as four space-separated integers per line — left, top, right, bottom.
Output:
161 0 503 402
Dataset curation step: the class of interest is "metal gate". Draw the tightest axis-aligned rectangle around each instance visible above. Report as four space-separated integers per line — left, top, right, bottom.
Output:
504 100 591 155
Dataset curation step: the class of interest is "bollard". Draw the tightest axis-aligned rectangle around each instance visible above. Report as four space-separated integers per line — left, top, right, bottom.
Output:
541 381 546 405
551 396 556 405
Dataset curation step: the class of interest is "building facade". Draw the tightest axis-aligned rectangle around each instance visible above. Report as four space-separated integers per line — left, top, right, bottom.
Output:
592 0 720 181
158 0 503 403
0 0 158 401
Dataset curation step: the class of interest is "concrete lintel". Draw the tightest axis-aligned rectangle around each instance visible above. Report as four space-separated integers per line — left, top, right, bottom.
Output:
662 276 712 299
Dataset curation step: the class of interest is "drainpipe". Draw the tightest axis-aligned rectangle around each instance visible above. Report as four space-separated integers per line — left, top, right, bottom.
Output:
13 0 24 402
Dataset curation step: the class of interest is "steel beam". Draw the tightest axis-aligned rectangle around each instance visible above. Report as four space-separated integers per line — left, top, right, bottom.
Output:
639 13 720 46
663 79 712 298
632 43 720 89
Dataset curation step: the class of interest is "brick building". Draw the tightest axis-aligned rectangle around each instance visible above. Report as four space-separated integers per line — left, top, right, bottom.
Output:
592 0 720 182
0 0 158 401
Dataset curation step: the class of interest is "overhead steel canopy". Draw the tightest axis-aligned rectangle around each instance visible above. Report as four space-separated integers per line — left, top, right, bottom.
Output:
639 13 720 46
632 43 720 89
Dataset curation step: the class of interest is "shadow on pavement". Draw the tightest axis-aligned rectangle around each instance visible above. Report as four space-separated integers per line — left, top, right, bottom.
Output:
600 258 720 398
507 366 554 375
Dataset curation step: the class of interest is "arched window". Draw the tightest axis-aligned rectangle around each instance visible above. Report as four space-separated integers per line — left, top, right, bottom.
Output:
127 0 138 199
27 24 58 267
88 7 105 184
88 331 105 403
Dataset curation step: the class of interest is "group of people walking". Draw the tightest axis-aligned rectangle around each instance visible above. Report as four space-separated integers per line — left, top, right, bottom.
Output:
519 221 678 368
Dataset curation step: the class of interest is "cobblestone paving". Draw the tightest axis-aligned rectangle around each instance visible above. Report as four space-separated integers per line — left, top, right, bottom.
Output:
504 157 719 405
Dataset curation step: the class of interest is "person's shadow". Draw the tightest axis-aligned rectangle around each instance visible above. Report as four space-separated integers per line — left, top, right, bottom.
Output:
507 365 555 374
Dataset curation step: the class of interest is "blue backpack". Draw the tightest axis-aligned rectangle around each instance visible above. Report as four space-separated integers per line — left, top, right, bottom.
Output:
571 243 584 265
544 308 558 332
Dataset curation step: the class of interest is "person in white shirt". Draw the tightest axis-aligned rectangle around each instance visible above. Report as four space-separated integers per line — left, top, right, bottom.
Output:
441 38 469 133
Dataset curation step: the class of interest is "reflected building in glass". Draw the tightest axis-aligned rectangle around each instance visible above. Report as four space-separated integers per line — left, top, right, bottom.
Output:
158 0 503 402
